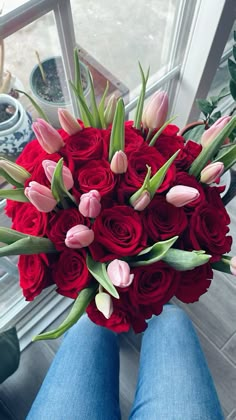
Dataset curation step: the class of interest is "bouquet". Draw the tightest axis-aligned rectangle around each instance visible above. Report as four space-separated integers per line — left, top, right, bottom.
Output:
0 51 236 341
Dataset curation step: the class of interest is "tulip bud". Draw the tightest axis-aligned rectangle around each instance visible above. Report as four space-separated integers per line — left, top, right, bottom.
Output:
32 118 65 153
58 108 82 135
42 160 74 190
107 259 134 288
65 224 94 248
79 190 101 218
110 150 128 174
95 292 113 319
24 181 57 212
201 116 231 148
142 91 168 129
230 256 236 276
104 94 117 126
132 190 151 211
0 158 30 185
166 185 200 207
200 162 224 184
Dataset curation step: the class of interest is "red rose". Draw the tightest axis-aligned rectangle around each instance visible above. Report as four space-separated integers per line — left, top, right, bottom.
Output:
86 299 131 333
175 263 212 303
153 124 185 159
16 139 48 172
176 140 202 171
52 249 90 298
19 253 52 300
189 202 232 261
77 159 116 197
62 127 109 168
128 262 180 318
5 199 22 219
47 208 89 251
90 205 147 262
12 202 49 237
118 142 176 202
124 123 145 152
141 195 187 241
205 186 230 225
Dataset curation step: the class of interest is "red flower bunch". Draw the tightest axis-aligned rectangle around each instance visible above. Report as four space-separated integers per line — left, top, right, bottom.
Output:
0 57 235 341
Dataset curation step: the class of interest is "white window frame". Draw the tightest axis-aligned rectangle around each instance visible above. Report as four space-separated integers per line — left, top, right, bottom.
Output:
0 0 234 350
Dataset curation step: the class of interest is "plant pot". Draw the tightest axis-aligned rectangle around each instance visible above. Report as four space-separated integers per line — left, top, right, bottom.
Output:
0 94 33 160
29 56 90 128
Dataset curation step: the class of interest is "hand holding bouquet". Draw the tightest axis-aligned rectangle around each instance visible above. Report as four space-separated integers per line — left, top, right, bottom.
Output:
0 51 236 341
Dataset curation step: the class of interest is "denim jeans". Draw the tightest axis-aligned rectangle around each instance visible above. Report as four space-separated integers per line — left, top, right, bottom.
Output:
27 305 224 420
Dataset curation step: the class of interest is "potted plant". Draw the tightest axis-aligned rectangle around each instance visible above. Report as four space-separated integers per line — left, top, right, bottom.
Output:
0 93 33 160
29 52 90 128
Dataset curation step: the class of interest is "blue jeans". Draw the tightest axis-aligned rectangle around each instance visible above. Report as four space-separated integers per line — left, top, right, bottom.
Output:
27 305 223 420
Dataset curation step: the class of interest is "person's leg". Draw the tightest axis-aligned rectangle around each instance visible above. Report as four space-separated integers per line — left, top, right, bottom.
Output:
130 304 224 420
27 315 121 420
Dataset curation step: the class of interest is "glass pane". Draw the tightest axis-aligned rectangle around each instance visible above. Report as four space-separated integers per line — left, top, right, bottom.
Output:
208 22 235 103
71 0 196 97
0 0 31 16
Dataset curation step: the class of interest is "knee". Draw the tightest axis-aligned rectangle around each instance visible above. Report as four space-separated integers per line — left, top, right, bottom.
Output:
148 304 193 332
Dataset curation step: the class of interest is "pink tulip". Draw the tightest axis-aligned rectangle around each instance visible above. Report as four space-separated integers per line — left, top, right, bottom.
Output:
166 185 200 207
95 292 113 319
107 259 134 288
79 190 101 218
110 150 128 174
201 116 231 148
32 118 65 153
142 91 168 129
24 181 57 212
230 256 236 276
42 160 74 190
65 224 94 248
132 191 151 211
58 108 82 135
200 162 224 184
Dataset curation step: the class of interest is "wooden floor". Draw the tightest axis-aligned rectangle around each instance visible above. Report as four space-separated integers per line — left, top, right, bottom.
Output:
0 198 236 419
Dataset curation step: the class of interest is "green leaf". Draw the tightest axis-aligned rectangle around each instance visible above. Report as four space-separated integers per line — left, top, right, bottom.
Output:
0 236 56 256
196 99 213 116
148 116 177 147
69 80 94 127
0 168 26 188
149 150 180 197
0 188 28 202
211 255 232 274
189 115 236 178
129 236 178 267
230 79 236 101
129 165 151 205
32 286 97 341
74 48 84 96
213 143 236 172
218 86 230 98
133 63 150 129
209 111 222 125
228 58 236 83
88 70 102 128
86 254 119 298
98 82 109 128
183 125 205 143
162 248 211 271
234 31 236 42
16 89 50 123
108 98 125 161
51 158 76 207
0 227 34 244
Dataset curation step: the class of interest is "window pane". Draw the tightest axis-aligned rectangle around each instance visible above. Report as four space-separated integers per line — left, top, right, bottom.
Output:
71 0 197 96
